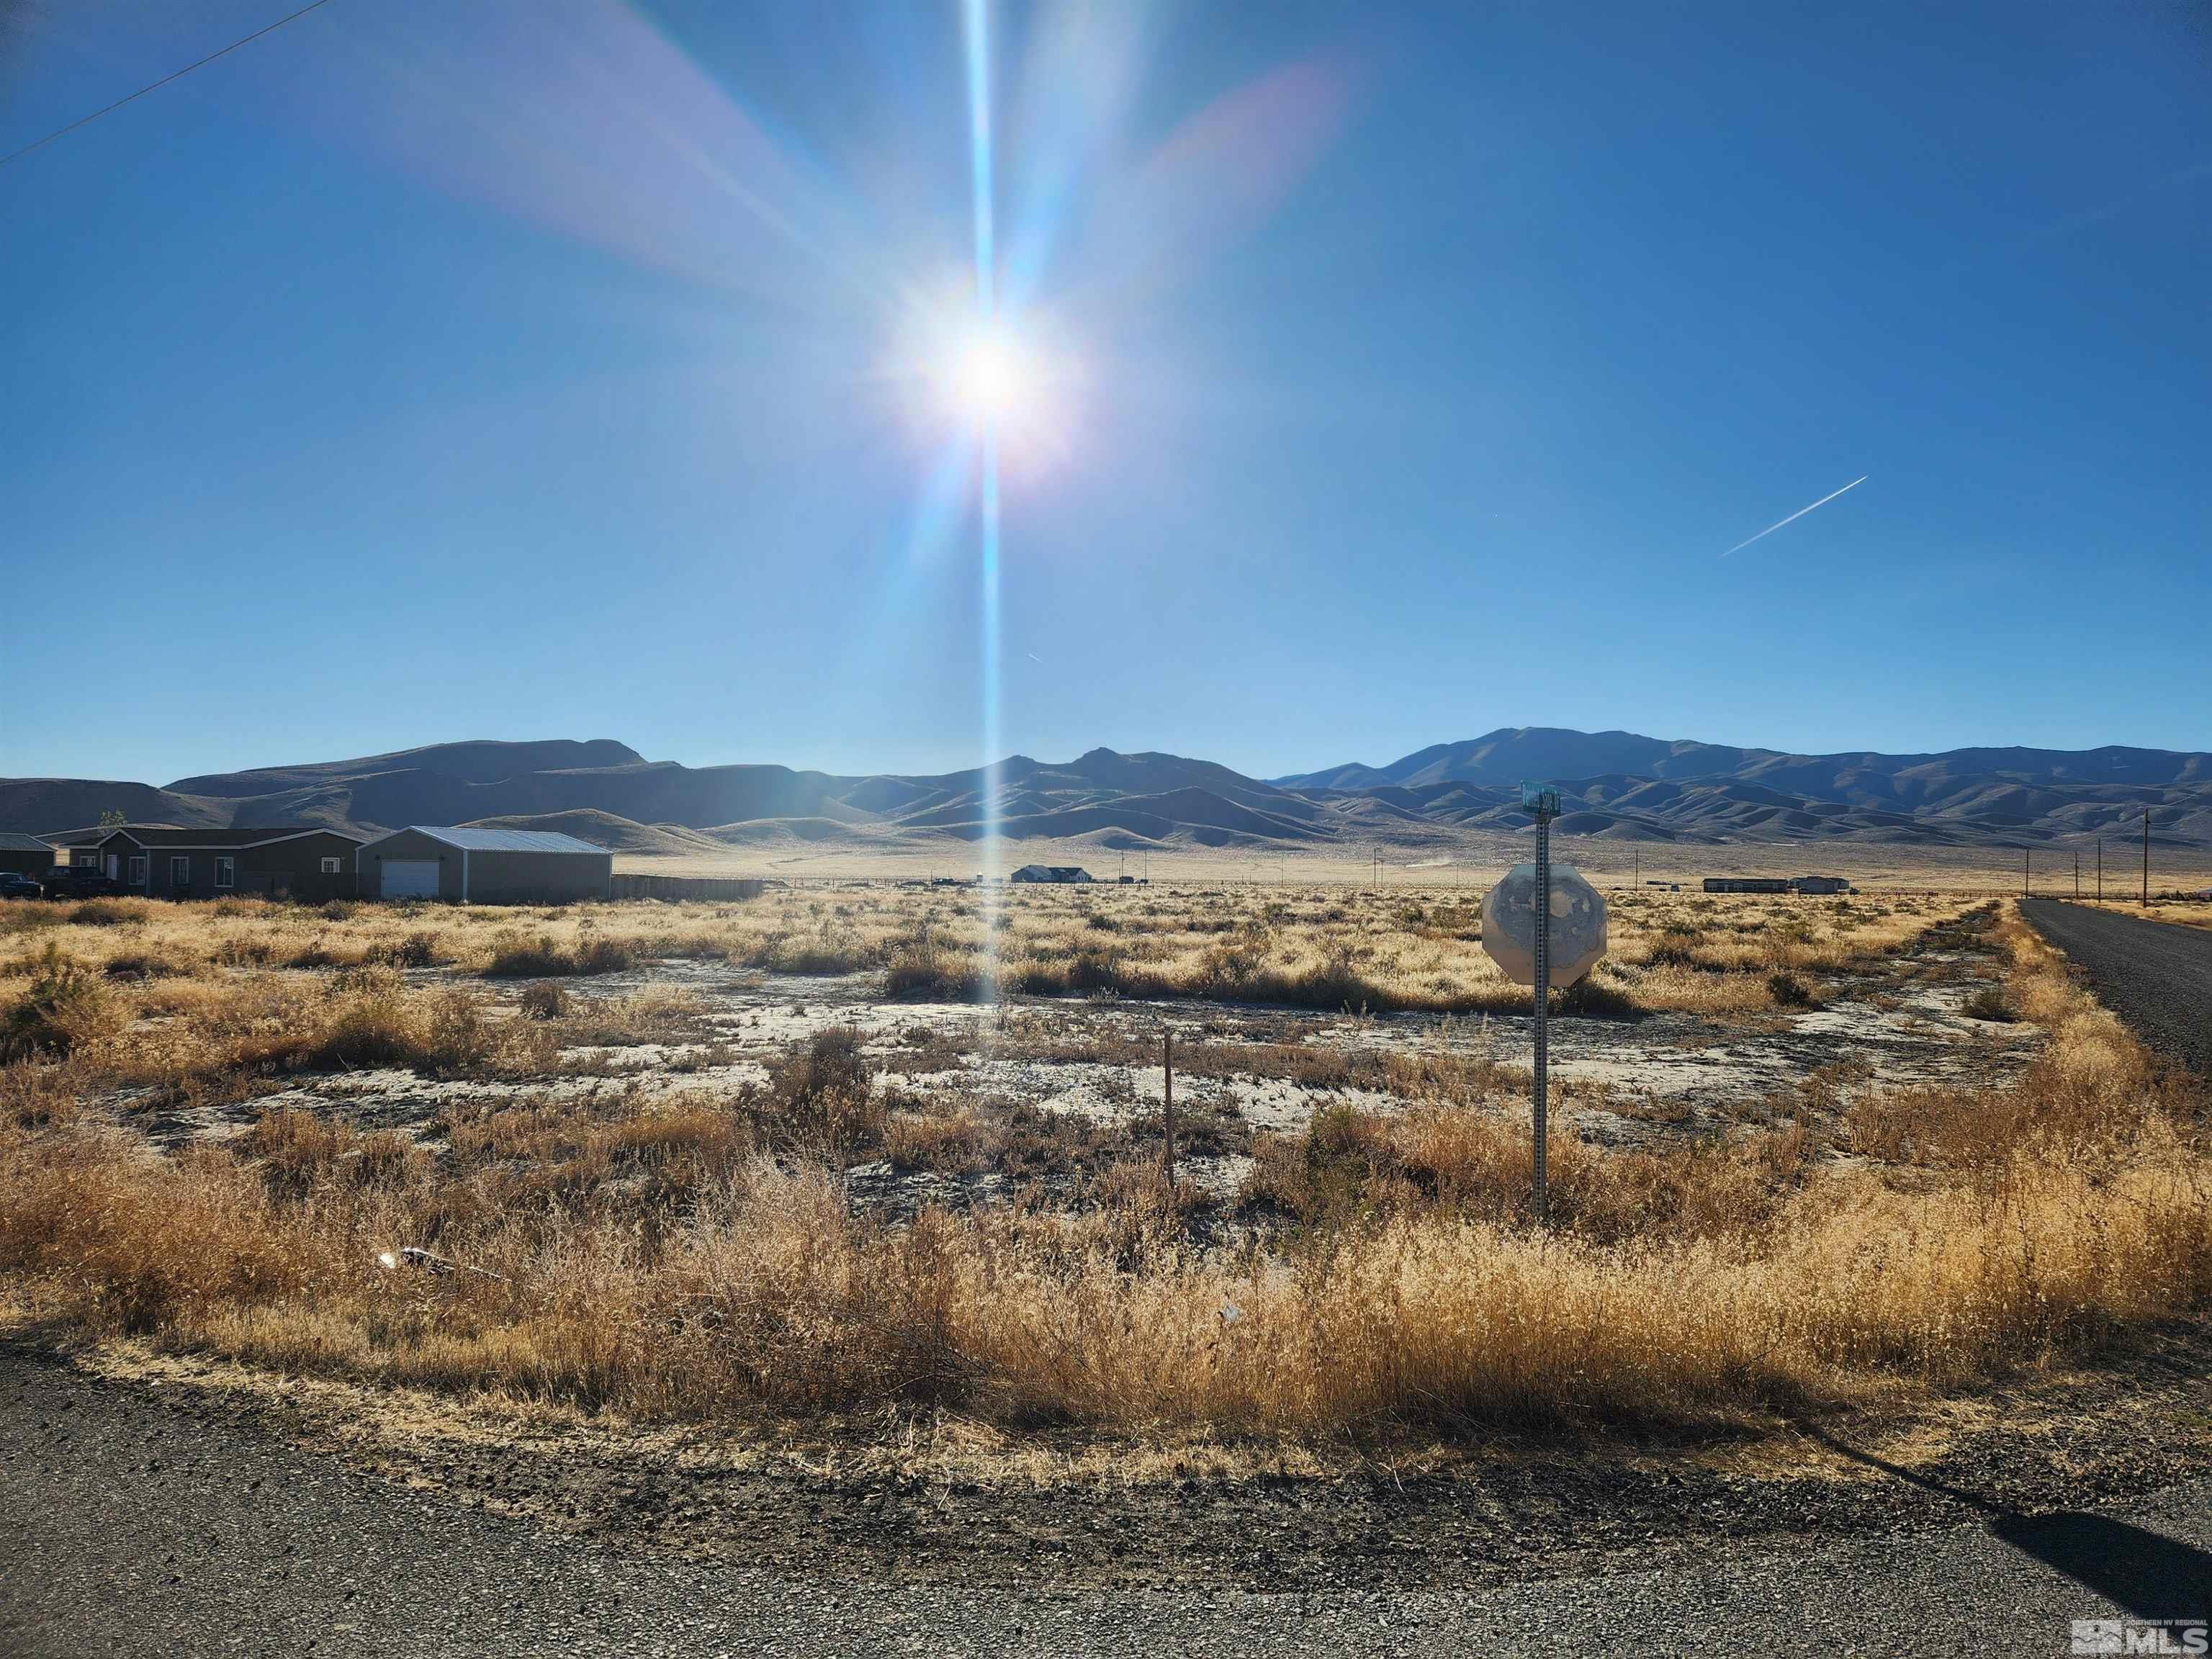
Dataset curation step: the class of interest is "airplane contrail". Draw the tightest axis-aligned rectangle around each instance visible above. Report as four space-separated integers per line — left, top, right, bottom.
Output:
1719 475 1867 557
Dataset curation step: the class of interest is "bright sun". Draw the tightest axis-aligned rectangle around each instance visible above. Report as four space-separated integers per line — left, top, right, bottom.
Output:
893 292 1076 463
946 323 1030 427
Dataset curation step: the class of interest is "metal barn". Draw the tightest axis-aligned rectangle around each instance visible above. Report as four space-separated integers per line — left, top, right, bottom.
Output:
356 827 613 904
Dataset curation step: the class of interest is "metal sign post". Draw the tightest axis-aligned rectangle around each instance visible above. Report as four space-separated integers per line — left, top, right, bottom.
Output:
1480 796 1602 1233
1521 782 1560 1225
1534 815 1550 1223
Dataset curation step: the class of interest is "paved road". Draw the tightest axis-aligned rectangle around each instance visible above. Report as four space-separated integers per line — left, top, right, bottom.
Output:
2022 899 2212 1076
4 1343 2210 1658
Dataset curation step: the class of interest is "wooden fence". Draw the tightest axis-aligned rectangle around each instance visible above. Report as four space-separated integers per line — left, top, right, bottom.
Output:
610 873 770 902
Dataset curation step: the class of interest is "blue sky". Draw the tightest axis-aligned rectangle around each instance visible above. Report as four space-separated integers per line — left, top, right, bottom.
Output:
3 0 2206 785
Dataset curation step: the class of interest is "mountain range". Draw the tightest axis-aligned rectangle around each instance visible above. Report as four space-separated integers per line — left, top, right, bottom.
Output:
5 728 2208 853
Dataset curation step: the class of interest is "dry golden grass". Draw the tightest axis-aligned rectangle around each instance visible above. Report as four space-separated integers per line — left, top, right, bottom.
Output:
78 966 559 1108
1244 1096 1813 1246
1 893 2206 1442
0 884 1966 1025
3 1110 2203 1434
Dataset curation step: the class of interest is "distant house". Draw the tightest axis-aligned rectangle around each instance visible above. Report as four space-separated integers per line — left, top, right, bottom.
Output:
42 829 112 870
1789 876 1853 895
1703 878 1792 894
1011 865 1092 884
93 826 364 901
356 826 613 904
0 833 57 878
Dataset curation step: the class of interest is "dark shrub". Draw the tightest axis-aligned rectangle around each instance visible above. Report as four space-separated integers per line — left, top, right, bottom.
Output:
1963 986 2016 1022
1 943 109 1062
518 981 568 1021
1766 971 1821 1011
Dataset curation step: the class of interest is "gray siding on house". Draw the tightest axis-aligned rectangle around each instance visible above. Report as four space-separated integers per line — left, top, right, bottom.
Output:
100 830 361 901
236 833 361 902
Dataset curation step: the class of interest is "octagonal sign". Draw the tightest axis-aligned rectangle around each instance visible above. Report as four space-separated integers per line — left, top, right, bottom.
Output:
1482 863 1608 988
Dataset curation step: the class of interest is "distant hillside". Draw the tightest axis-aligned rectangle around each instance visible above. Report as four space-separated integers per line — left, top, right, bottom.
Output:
1274 729 2212 847
1282 728 2212 800
4 729 2208 853
168 739 644 798
1277 729 1781 791
0 779 229 834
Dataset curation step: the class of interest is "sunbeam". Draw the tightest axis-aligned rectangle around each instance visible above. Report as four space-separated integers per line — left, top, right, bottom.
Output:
965 0 1004 1001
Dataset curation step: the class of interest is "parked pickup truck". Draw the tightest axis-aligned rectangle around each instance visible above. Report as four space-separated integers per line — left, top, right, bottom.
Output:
0 872 45 899
40 867 125 899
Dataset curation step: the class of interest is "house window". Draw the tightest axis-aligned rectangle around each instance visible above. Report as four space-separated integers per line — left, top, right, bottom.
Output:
128 855 147 887
170 855 190 888
320 857 343 875
215 856 235 890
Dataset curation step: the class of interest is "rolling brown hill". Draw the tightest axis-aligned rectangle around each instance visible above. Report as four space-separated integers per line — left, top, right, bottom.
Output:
4 729 2208 855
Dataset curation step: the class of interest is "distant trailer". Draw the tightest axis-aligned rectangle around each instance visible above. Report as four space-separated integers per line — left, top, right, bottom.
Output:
1789 876 1853 895
1011 865 1092 884
1703 878 1792 894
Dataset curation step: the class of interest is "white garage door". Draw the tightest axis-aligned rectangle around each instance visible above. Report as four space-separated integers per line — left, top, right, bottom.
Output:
379 860 441 900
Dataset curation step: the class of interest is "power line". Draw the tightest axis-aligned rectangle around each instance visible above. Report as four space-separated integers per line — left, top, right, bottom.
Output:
0 0 336 172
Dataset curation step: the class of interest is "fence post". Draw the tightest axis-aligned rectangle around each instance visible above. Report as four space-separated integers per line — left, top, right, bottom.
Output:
1161 1030 1176 1190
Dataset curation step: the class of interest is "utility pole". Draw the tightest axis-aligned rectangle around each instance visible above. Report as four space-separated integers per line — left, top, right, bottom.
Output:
1632 848 1639 890
2097 839 2103 902
2023 848 2030 897
2143 809 2151 907
2074 851 2080 899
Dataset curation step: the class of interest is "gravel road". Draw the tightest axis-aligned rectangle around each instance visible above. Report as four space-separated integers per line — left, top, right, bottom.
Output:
4 1339 2211 1658
2021 899 2212 1076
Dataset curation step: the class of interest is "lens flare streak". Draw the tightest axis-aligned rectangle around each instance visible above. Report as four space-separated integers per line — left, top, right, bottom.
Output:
965 0 1003 999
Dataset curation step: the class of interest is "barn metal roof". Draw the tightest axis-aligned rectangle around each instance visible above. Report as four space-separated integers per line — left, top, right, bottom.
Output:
399 827 611 855
0 832 55 853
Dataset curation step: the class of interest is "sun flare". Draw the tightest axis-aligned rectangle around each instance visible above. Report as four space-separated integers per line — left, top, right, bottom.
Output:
945 323 1031 428
887 284 1079 466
